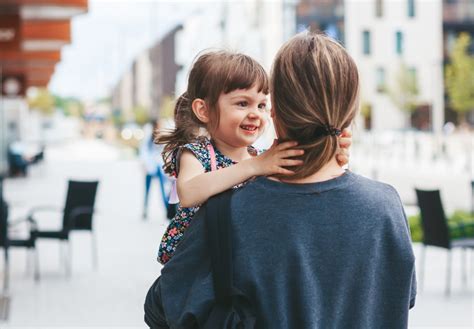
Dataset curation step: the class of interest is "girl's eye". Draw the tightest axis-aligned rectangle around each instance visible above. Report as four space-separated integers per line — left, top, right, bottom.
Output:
237 101 248 107
258 103 267 110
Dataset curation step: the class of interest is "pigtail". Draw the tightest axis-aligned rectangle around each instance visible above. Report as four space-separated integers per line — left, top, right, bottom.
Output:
154 92 202 175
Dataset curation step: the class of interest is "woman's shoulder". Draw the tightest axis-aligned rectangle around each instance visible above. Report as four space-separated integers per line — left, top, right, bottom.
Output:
351 173 401 200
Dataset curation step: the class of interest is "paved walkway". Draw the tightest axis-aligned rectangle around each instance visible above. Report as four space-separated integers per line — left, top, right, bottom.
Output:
0 139 472 328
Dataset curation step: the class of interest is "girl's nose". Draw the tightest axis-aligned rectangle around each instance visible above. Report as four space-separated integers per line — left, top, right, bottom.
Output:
248 107 262 117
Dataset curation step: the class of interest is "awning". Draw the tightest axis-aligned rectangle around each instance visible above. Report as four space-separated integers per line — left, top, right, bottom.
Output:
0 0 88 95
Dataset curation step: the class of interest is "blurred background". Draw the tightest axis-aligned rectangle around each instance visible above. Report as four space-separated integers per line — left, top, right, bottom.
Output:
0 0 473 327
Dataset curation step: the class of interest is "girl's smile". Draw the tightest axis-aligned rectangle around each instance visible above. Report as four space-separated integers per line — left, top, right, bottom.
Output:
212 85 268 149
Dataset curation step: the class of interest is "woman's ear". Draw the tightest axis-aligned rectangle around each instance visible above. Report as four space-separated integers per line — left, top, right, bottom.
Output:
191 98 209 123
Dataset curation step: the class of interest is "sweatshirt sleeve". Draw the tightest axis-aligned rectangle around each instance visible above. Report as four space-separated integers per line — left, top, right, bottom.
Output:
409 268 417 309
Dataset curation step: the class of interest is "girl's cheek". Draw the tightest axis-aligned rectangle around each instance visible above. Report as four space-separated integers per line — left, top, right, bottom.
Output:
260 118 268 133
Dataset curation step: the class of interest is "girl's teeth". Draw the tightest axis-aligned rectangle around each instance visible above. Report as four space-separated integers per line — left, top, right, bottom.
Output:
242 126 256 131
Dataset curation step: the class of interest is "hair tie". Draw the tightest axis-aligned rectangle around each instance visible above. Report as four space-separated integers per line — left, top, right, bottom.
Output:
313 125 342 138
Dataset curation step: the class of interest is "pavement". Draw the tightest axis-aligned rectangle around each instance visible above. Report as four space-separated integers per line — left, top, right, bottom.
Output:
0 138 473 328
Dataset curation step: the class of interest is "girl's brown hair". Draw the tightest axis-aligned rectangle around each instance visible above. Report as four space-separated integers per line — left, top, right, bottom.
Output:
271 32 360 180
156 50 269 175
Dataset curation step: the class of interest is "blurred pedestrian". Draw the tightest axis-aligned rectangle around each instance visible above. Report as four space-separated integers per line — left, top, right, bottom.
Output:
139 120 169 219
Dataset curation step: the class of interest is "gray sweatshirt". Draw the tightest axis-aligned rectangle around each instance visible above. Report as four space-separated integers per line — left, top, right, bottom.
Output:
157 171 416 329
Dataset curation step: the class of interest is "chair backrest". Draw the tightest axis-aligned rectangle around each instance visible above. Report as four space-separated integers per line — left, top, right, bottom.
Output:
62 180 99 231
0 178 7 247
415 189 450 249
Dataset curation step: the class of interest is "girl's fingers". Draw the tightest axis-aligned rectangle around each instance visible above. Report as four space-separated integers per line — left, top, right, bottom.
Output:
339 137 351 148
281 159 304 167
336 154 349 166
341 128 352 138
278 168 296 176
281 149 304 158
276 140 298 151
338 147 349 157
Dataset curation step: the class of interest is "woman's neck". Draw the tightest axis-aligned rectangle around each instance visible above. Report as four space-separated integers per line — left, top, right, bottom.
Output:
279 157 345 184
211 138 252 162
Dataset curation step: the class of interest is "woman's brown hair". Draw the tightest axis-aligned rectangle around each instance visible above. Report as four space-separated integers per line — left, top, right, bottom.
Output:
155 50 269 175
271 32 360 180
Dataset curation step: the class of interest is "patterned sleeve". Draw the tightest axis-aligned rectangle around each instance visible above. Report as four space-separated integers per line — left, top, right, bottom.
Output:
170 139 211 176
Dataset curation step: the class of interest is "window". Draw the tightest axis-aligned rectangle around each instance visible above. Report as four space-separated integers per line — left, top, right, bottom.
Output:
376 0 383 17
396 31 403 55
376 67 386 92
363 30 371 55
408 0 415 17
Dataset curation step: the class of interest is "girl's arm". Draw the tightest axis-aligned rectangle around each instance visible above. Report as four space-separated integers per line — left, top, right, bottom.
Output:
178 129 353 208
177 141 303 207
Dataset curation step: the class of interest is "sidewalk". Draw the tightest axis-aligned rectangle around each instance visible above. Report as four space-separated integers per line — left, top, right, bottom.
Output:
3 139 167 328
0 139 473 328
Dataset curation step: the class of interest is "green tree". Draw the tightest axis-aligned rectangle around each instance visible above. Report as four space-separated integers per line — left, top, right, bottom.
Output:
54 96 84 117
360 101 372 130
160 96 176 119
27 88 55 115
389 62 419 114
133 105 150 126
445 32 474 125
112 108 125 128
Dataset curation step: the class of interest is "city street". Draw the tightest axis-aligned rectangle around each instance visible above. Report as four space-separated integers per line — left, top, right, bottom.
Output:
0 138 473 328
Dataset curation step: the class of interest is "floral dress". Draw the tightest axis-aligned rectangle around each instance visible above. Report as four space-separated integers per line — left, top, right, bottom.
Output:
158 137 260 264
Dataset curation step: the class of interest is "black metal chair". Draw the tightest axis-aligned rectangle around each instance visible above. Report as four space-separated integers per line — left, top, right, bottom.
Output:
415 189 474 296
28 180 99 277
0 185 38 293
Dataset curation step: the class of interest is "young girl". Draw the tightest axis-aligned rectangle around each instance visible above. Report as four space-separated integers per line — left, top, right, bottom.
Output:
155 51 351 264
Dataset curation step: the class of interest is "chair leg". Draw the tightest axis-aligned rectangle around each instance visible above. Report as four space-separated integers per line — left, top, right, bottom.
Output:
92 231 98 270
59 241 65 270
67 241 72 277
446 250 452 297
25 248 32 277
462 248 467 287
33 247 40 282
419 245 426 292
3 249 9 294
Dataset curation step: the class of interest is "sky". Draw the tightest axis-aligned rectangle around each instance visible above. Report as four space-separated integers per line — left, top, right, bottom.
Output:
49 0 200 101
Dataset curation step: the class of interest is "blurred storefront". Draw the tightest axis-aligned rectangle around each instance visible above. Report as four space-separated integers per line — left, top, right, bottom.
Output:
0 0 88 175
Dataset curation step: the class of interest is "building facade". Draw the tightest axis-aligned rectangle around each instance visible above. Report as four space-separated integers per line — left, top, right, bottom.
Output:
149 25 181 119
345 0 444 133
111 26 181 122
174 0 297 95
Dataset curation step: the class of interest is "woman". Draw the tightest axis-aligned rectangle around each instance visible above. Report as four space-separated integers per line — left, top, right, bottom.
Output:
145 32 416 329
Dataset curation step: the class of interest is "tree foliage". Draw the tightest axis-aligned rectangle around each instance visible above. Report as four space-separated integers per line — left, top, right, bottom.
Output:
134 105 150 126
445 32 474 122
27 88 55 115
54 96 84 117
161 96 176 119
389 62 419 113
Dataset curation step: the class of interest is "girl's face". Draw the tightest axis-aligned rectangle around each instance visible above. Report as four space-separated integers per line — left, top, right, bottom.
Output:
212 85 268 148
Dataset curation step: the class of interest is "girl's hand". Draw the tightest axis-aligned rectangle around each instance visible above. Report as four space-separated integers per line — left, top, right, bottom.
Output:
336 128 352 167
249 140 304 176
